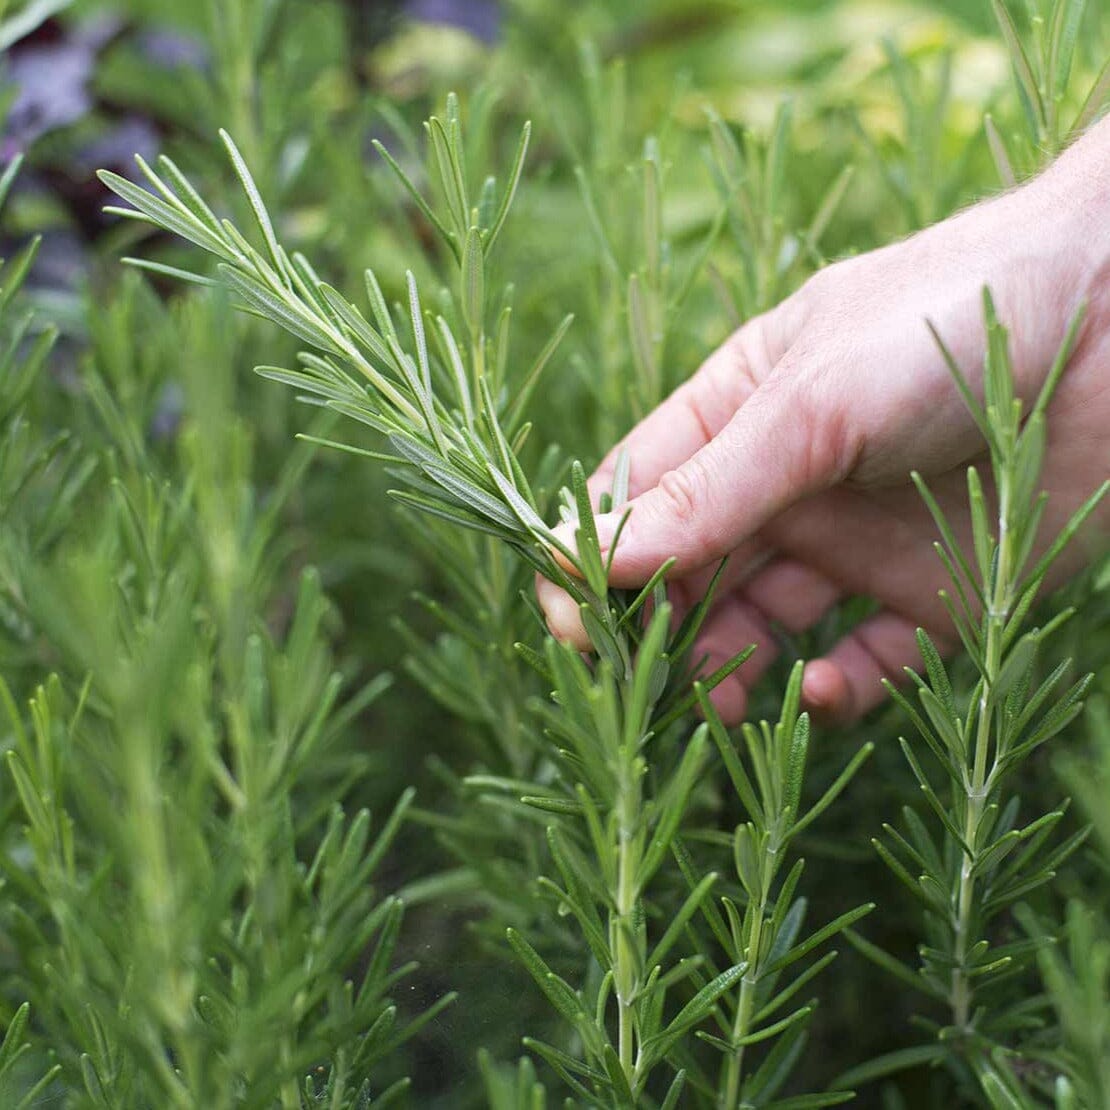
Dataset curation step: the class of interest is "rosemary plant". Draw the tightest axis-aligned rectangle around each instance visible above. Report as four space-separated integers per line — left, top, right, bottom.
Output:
548 45 726 439
564 45 670 431
848 39 972 232
685 665 874 1109
97 102 750 1103
0 2 1097 1102
0 160 90 630
0 153 65 1110
480 1048 550 1110
96 93 877 1106
1017 898 1110 1108
705 105 852 323
987 0 1110 181
0 1002 57 1108
1 154 443 1103
839 292 1108 1099
1027 686 1110 1104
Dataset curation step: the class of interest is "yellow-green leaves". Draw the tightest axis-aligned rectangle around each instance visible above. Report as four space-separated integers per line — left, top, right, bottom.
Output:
990 0 1109 176
707 102 849 317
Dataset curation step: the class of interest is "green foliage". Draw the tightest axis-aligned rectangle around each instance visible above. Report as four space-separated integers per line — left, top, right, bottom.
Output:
848 40 969 229
0 1003 61 1108
688 666 874 1108
1 151 440 1103
987 0 1110 179
1 0 1109 1106
707 104 852 320
845 296 1107 1097
96 99 752 1107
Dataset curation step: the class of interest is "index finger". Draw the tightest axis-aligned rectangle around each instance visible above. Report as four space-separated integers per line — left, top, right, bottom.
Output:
587 302 796 506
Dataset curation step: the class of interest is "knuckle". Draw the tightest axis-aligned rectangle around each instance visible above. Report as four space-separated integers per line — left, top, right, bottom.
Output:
723 319 775 390
676 385 718 446
775 371 862 490
655 463 709 536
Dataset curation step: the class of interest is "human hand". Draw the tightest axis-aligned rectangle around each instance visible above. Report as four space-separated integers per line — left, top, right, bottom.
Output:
537 120 1110 725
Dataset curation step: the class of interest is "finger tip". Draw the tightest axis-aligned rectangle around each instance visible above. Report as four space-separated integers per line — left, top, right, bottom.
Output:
546 603 590 652
550 514 625 579
537 580 590 650
710 685 747 727
802 659 853 726
534 572 558 604
548 522 579 574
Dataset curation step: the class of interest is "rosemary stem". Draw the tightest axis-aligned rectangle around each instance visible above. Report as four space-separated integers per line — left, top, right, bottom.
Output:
953 480 1013 1028
722 903 764 1109
614 762 642 1087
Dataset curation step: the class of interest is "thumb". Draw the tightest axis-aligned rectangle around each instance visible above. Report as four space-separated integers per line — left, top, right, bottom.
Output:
591 373 854 587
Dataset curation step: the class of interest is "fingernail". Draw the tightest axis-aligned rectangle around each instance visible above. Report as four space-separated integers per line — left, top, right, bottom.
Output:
551 521 575 551
552 513 622 558
548 521 582 575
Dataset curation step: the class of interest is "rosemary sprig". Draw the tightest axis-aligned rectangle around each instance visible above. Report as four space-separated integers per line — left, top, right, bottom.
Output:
846 290 1108 1098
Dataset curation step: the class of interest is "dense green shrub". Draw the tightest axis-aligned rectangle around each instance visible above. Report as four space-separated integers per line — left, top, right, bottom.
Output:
0 0 1108 1106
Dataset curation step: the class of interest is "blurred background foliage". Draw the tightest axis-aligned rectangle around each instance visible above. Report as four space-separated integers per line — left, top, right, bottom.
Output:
0 0 1108 1105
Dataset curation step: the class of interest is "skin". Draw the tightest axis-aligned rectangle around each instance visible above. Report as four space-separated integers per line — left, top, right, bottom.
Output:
537 115 1110 725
